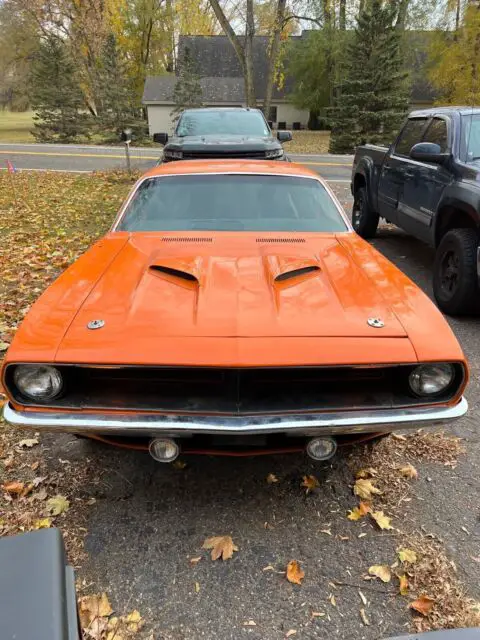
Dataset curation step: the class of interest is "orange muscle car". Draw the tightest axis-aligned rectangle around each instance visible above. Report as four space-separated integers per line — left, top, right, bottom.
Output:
1 161 469 462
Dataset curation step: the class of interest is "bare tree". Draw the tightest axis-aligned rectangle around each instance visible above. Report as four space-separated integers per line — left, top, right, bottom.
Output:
262 0 287 117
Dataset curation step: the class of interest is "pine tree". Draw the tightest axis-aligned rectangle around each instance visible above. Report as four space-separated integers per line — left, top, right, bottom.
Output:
95 33 140 139
30 36 89 143
329 0 410 154
171 46 203 121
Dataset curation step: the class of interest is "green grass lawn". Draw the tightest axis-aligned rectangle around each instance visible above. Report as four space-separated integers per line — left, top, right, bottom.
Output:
0 111 35 143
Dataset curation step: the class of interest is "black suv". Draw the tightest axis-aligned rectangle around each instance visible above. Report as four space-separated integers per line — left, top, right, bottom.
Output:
153 107 292 162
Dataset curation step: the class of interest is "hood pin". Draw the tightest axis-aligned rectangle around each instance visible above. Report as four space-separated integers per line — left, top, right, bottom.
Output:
87 319 105 330
367 317 384 328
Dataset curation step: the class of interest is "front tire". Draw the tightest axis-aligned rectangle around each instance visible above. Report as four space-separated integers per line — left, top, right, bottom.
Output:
352 187 379 239
433 228 480 316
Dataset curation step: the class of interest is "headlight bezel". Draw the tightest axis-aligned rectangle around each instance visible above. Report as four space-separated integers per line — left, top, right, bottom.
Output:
265 148 284 160
408 363 456 398
12 364 64 402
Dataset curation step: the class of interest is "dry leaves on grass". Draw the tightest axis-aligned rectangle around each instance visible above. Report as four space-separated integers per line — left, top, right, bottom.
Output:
301 475 319 494
368 564 391 583
410 595 435 616
45 494 70 516
398 548 417 564
202 535 238 561
286 560 305 585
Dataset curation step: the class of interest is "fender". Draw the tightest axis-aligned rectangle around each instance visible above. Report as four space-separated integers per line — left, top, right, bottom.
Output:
352 155 379 212
434 181 480 246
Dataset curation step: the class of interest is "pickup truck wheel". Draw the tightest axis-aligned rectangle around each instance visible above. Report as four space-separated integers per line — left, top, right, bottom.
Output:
433 228 480 315
352 187 379 239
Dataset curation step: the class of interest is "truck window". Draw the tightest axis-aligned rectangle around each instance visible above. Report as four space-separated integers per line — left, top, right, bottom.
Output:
423 118 448 152
394 118 428 156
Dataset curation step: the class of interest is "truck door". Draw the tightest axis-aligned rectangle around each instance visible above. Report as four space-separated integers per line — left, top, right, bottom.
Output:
378 117 429 225
397 116 451 244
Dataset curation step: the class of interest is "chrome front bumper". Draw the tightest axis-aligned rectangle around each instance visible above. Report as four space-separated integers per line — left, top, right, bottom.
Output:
2 398 468 437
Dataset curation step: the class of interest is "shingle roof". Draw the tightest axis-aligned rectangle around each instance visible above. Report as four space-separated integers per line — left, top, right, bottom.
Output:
143 75 247 104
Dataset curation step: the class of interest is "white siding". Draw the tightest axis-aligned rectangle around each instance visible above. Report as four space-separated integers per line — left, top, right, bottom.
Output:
274 103 309 128
146 105 176 136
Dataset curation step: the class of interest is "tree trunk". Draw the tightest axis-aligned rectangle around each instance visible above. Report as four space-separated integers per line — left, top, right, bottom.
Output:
395 0 409 29
262 0 287 116
339 0 346 29
244 0 256 106
208 0 257 105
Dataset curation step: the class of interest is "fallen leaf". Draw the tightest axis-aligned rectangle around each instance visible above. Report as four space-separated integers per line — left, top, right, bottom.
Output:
17 438 39 448
356 467 377 479
2 481 25 495
400 463 418 479
302 475 319 494
33 517 51 529
368 564 391 583
320 528 332 536
286 631 297 638
79 593 113 629
398 548 417 564
0 341 10 351
125 610 143 632
392 433 407 441
329 594 336 606
286 560 305 585
358 590 367 605
45 494 70 516
410 595 435 616
32 488 48 501
87 617 109 640
190 556 202 565
30 461 40 471
347 501 372 521
266 473 279 484
399 574 409 596
353 479 381 501
370 510 393 530
202 535 238 561
360 608 370 626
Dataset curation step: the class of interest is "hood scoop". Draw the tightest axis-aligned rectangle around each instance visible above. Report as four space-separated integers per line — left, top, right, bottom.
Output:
265 255 321 287
275 265 320 282
149 256 201 288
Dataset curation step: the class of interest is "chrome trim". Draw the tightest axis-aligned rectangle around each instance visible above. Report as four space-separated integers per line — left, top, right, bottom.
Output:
2 398 468 437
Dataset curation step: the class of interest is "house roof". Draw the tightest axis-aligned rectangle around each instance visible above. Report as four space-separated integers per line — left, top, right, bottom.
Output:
142 32 436 107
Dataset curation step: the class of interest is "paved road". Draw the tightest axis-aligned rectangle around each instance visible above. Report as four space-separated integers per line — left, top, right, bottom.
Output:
0 143 352 182
38 195 479 639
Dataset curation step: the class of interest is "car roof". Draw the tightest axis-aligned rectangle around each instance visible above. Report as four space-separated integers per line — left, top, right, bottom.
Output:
410 106 480 117
143 160 323 181
180 107 262 114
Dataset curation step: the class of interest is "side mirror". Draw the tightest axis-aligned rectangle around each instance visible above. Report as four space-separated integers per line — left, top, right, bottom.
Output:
153 132 168 145
410 142 449 164
277 130 292 143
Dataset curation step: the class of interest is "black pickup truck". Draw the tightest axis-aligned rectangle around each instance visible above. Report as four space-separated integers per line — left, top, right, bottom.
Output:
351 107 480 315
153 107 292 162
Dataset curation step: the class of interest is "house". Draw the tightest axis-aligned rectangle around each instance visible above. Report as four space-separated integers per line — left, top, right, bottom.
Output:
142 32 436 136
143 34 310 135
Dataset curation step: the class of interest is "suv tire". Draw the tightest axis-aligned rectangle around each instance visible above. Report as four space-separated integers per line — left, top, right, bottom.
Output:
352 186 379 239
433 228 479 315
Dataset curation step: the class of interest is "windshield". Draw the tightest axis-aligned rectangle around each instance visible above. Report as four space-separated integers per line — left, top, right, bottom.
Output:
176 110 270 137
460 114 480 163
117 175 348 233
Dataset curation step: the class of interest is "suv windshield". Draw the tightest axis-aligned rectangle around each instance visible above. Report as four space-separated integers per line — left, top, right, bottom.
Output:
176 110 270 137
117 175 347 233
461 114 480 163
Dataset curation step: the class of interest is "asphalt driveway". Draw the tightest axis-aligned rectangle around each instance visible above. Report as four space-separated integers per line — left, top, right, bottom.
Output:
36 191 480 639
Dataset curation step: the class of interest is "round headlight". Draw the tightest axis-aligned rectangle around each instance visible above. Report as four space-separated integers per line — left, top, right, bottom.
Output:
13 365 63 401
409 363 455 397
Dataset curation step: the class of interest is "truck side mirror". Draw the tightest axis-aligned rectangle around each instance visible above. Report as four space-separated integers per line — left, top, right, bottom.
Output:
277 130 292 143
410 142 449 164
153 133 168 145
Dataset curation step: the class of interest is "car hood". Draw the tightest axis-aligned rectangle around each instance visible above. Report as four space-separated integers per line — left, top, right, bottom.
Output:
56 233 407 355
167 134 280 151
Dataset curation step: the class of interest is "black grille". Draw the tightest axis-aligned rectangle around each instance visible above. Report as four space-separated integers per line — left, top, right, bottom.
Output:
256 238 306 243
162 237 213 243
181 151 267 160
5 364 465 413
